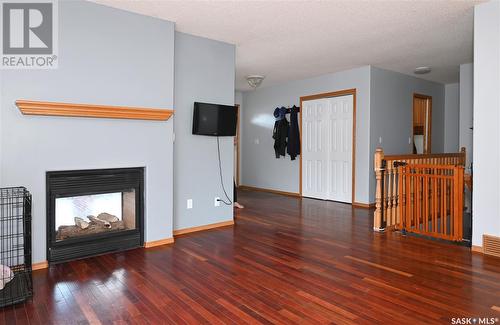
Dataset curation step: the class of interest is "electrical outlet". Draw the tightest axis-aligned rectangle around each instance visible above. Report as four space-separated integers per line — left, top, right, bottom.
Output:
214 197 221 207
254 138 260 145
187 199 193 209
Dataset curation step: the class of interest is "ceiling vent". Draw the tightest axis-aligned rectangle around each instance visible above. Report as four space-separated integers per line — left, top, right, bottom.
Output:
483 234 500 258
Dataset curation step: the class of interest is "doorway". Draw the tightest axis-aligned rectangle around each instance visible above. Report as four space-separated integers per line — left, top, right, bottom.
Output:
300 89 356 203
412 93 432 154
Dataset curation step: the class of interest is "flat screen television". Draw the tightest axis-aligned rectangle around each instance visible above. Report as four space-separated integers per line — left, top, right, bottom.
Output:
192 102 237 136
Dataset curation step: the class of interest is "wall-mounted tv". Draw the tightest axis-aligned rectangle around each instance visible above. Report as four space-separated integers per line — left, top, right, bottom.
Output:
192 102 237 136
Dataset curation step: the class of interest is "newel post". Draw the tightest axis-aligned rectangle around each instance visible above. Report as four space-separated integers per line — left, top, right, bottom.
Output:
373 148 385 231
460 147 466 167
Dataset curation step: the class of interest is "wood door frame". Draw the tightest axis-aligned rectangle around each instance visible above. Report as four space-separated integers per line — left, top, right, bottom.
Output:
412 93 432 154
235 104 240 186
299 88 357 204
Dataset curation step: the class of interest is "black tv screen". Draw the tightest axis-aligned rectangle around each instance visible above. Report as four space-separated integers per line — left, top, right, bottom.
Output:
192 102 237 136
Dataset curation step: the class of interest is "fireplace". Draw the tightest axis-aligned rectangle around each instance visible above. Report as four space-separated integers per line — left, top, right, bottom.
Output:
46 168 144 264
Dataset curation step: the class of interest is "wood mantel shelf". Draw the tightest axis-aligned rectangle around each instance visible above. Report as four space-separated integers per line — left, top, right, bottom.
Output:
15 100 174 121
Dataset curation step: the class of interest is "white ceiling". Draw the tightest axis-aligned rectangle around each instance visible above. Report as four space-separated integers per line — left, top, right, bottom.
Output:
91 0 480 91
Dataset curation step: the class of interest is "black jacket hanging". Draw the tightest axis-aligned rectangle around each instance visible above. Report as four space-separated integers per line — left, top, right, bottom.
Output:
287 105 300 160
273 107 289 158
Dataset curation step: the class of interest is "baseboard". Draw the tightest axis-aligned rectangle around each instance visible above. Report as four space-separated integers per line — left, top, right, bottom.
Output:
471 245 483 254
32 261 49 270
352 202 376 209
173 220 234 236
238 185 300 197
144 237 175 248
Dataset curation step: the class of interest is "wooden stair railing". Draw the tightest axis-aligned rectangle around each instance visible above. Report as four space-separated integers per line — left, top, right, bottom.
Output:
398 164 464 241
373 147 465 231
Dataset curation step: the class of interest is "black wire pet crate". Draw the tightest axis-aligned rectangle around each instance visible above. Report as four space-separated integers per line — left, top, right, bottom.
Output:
0 187 32 307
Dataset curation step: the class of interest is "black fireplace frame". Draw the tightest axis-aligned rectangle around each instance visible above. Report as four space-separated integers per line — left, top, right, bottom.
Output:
46 167 144 264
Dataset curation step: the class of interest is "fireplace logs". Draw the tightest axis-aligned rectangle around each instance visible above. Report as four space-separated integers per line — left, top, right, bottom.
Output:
56 213 125 241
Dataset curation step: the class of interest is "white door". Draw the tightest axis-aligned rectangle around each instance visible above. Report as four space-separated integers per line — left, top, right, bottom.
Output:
327 95 353 203
302 95 353 203
302 98 329 199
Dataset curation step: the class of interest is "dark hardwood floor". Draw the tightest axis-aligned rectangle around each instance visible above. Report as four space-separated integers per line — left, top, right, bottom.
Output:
2 189 500 324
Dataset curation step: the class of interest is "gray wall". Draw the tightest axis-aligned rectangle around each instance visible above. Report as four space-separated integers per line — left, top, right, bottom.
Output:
239 66 446 204
369 67 446 202
444 83 460 152
472 1 500 246
173 32 235 230
235 91 244 183
0 1 175 263
241 66 371 204
460 63 474 167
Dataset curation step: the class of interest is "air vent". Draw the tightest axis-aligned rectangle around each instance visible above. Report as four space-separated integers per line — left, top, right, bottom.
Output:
483 235 500 258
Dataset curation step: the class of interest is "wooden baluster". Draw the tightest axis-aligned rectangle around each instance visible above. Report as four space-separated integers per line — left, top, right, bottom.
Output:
415 168 420 232
457 166 464 240
405 166 411 232
386 163 392 227
445 177 449 236
398 165 404 229
441 178 446 235
450 170 457 240
433 175 437 234
392 163 399 226
421 167 425 232
373 148 385 231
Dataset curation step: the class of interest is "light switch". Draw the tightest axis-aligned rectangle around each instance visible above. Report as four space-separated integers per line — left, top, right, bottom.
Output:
187 199 193 209
254 138 260 145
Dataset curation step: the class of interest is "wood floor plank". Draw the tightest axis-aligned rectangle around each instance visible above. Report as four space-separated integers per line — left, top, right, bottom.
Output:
344 255 414 277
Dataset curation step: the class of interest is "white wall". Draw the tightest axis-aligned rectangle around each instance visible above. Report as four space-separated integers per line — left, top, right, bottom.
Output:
240 66 372 204
0 1 175 263
173 32 235 231
444 83 460 152
472 0 500 246
460 63 474 168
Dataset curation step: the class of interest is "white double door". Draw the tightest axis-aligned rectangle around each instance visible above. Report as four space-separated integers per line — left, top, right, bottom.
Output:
302 95 353 203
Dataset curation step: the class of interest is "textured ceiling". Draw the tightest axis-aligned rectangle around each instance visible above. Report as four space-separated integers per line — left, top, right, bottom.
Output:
91 0 480 90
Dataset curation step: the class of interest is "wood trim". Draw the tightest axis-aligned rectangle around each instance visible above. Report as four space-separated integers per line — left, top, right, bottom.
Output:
16 100 174 121
299 88 357 204
384 152 465 160
173 220 234 236
238 185 301 197
32 261 49 271
144 237 175 248
471 245 483 254
352 202 376 209
412 93 432 154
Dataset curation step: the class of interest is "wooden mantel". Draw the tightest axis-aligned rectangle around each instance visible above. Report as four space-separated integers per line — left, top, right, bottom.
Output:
15 100 174 121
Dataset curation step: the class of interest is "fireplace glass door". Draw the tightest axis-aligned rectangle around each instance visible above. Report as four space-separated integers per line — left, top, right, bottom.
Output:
55 189 136 241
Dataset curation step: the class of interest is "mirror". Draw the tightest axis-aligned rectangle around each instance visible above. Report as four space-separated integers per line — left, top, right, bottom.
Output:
412 94 432 154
